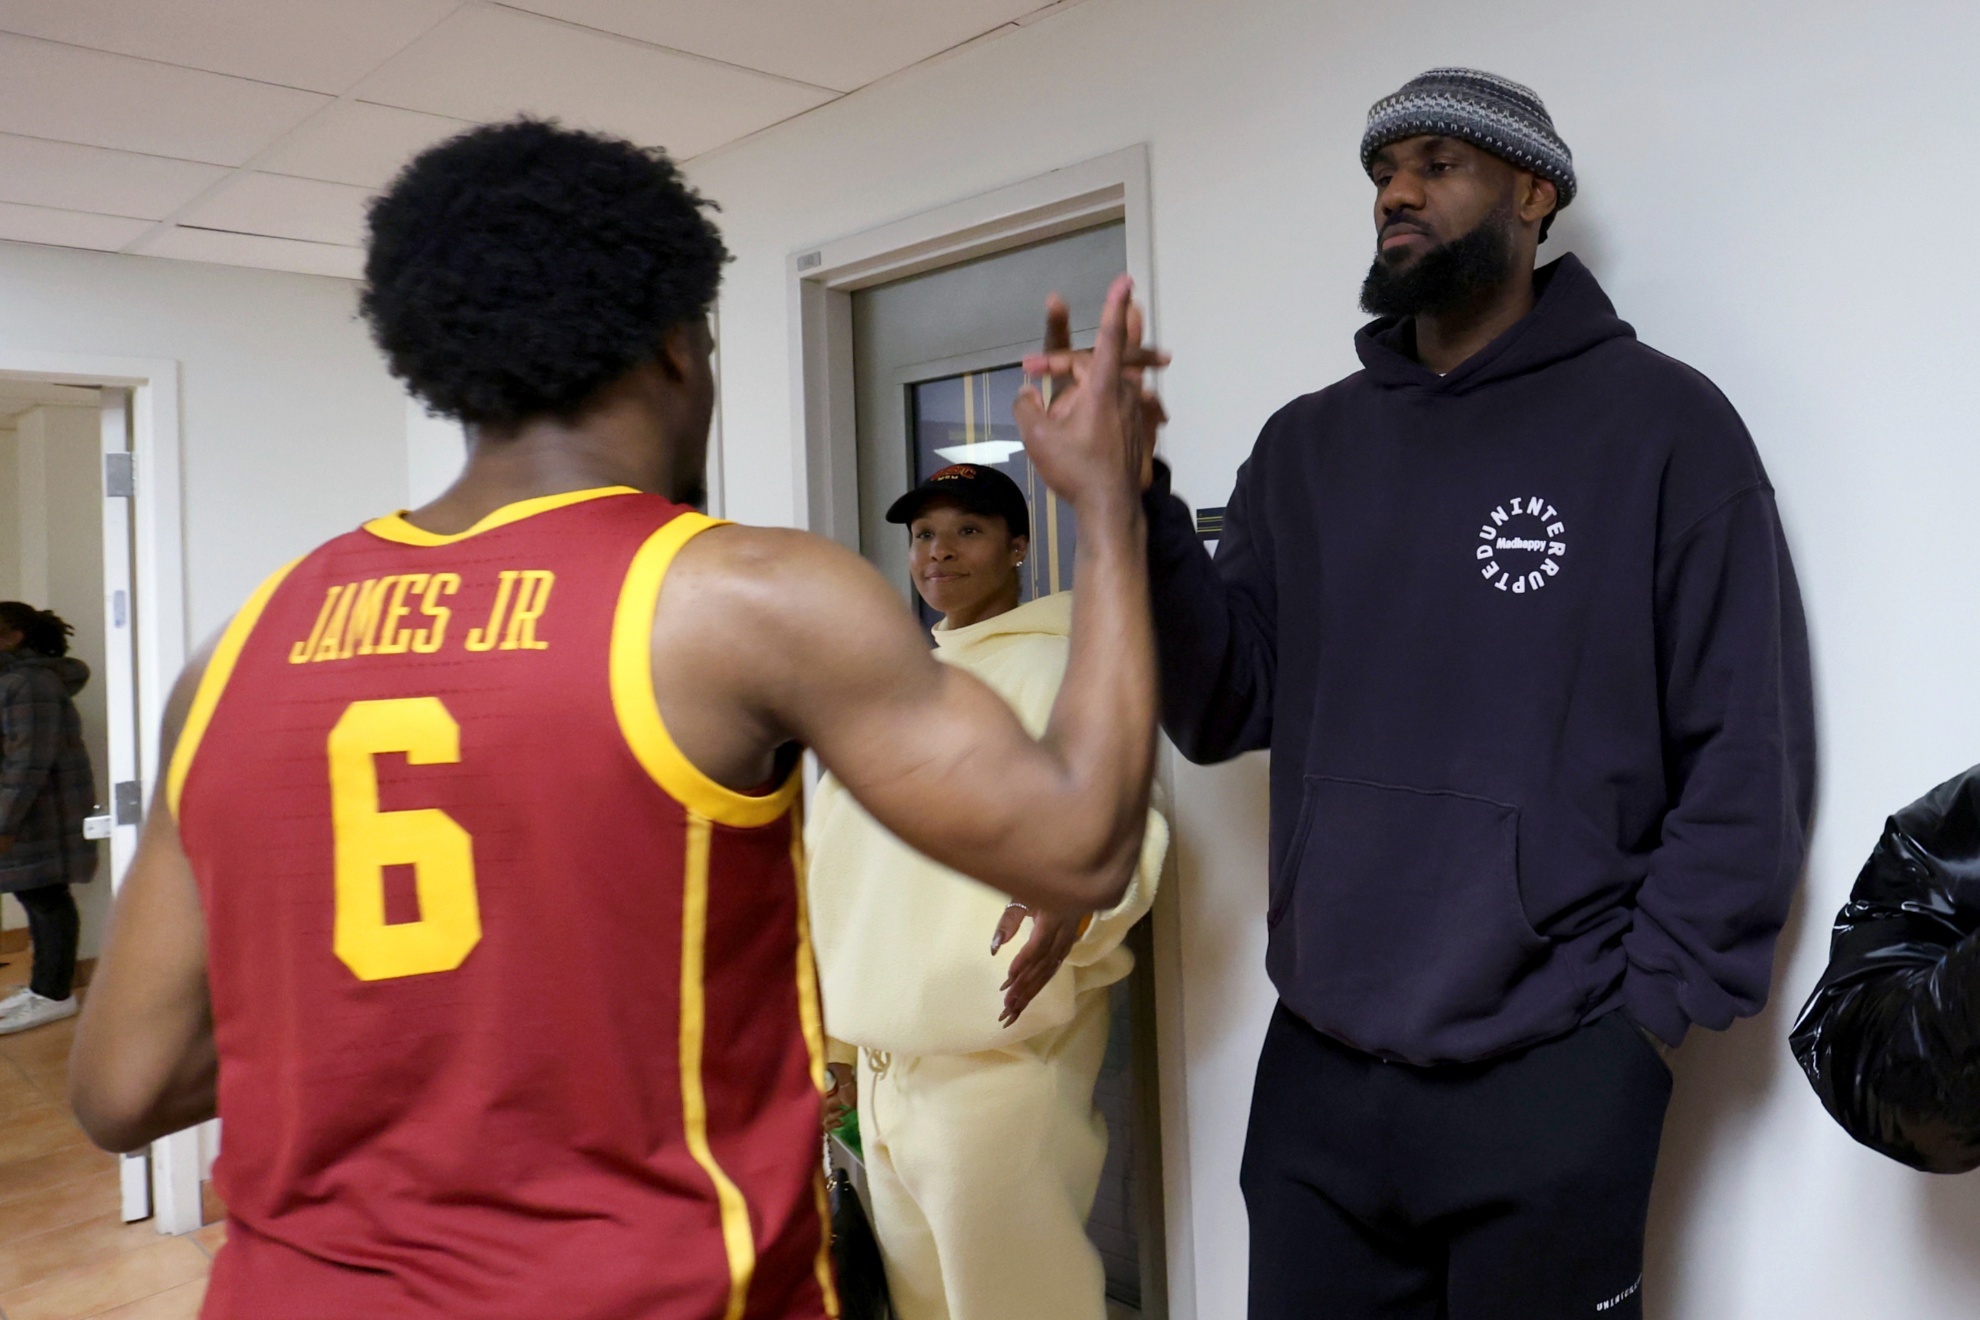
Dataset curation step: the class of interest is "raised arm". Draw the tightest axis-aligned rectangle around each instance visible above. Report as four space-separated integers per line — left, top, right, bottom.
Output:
1027 298 1278 763
665 279 1157 912
1143 457 1277 761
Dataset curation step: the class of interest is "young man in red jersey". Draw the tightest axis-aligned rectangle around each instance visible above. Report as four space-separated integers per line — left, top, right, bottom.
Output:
69 120 1163 1320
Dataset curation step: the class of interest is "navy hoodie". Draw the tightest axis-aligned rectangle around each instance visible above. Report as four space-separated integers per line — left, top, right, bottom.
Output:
1147 254 1815 1064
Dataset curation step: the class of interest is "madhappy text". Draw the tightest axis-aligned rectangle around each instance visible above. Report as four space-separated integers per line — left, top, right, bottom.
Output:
1476 495 1567 595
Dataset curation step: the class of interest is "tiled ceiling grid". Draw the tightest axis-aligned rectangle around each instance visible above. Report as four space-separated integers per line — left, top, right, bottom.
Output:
0 0 1084 279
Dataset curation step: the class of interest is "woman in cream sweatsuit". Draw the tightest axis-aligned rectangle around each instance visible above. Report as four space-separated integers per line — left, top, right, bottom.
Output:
807 463 1166 1320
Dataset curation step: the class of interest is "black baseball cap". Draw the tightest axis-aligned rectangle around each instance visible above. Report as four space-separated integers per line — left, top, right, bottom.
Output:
884 463 1031 539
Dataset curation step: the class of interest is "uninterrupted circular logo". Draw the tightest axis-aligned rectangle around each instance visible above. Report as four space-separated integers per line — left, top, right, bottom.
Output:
1475 495 1567 595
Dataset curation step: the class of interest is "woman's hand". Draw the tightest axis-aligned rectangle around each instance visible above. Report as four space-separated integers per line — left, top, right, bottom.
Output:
823 1061 857 1131
992 902 1087 1028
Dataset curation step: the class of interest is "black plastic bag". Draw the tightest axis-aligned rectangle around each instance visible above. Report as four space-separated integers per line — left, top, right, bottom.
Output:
828 1167 893 1320
1790 763 1980 1173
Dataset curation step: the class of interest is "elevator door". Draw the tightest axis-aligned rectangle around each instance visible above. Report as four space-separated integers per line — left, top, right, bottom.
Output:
849 222 1164 1319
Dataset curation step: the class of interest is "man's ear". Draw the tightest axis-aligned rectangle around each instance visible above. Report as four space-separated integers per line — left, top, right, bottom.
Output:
1011 533 1031 565
657 317 710 383
1520 174 1559 228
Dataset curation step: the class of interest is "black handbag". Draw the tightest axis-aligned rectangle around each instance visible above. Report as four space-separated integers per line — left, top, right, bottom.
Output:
827 1166 894 1320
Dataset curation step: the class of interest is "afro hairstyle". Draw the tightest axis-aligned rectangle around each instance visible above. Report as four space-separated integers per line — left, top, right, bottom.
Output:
360 118 729 427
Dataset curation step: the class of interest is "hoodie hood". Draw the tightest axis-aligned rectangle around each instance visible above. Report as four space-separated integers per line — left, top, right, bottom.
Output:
0 651 90 696
1354 253 1635 396
932 589 1072 657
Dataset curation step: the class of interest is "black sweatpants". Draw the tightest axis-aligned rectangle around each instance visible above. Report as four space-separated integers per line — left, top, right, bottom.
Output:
14 883 79 1001
1242 1004 1672 1320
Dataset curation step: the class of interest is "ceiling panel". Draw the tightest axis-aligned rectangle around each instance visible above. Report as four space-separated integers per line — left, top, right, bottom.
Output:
0 0 460 95
133 226 366 281
502 0 1047 93
0 200 150 253
257 101 474 189
0 33 327 166
0 133 230 220
357 5 835 159
177 173 376 248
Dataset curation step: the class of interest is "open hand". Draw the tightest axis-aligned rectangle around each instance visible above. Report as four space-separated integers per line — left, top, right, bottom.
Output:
1014 275 1161 510
1023 289 1169 492
992 902 1087 1027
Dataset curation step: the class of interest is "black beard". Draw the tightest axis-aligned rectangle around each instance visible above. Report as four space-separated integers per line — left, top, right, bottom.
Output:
1360 206 1517 318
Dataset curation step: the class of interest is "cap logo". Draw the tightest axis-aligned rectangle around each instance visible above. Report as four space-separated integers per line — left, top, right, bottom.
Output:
930 465 980 482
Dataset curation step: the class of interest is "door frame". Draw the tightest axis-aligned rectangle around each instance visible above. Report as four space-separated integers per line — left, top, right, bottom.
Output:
0 348 199 1233
785 144 1199 1320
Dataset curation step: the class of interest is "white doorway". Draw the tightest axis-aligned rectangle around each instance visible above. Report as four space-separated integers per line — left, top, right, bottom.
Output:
0 351 198 1234
788 146 1195 1320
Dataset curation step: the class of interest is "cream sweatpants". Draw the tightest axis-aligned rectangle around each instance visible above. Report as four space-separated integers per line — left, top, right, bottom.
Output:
856 992 1113 1320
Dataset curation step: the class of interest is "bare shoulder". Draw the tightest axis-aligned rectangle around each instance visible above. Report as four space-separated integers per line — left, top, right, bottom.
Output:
666 523 921 651
653 521 941 753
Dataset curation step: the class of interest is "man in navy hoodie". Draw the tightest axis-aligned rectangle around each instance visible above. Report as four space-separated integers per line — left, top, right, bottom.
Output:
1041 69 1817 1317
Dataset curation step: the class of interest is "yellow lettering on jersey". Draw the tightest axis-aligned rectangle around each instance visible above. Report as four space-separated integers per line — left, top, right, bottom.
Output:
412 574 459 654
339 577 395 659
464 571 518 652
329 697 481 981
374 574 430 655
313 585 356 662
290 585 342 664
499 570 555 650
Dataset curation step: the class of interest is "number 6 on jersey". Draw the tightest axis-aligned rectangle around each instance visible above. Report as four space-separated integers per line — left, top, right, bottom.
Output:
329 697 481 981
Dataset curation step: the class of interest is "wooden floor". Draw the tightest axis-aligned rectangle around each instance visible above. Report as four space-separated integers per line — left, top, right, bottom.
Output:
0 945 221 1320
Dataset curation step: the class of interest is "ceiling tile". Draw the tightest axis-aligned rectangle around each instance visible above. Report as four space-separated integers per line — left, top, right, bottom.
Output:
0 33 328 166
0 133 230 220
357 5 835 159
133 226 366 281
0 200 150 253
0 0 460 95
177 173 376 248
501 0 1047 93
257 101 474 189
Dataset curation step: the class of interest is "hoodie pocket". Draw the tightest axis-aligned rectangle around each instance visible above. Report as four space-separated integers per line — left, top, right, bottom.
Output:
1270 776 1551 1060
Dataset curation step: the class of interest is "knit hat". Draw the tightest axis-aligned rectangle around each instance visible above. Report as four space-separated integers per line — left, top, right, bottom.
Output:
1361 68 1576 210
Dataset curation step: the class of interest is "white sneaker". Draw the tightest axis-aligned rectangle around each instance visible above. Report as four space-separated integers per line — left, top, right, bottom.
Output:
0 984 34 1014
0 991 78 1034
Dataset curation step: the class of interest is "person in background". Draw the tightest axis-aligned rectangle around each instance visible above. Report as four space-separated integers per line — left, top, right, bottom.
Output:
1033 68 1816 1317
807 462 1168 1320
0 602 98 1035
1792 766 1980 1173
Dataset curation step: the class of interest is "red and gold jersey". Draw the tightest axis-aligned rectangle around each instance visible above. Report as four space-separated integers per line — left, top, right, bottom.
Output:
169 487 837 1319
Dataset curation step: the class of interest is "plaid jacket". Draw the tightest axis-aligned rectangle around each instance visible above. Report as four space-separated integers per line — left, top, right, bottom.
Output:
0 652 99 894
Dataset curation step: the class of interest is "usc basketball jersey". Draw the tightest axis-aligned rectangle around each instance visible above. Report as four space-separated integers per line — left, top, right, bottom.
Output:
170 487 837 1319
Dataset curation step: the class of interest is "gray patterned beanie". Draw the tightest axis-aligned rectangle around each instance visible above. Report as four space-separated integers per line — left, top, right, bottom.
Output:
1361 68 1575 210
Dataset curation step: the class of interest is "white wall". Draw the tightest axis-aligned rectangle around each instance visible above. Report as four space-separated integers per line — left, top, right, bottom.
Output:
0 242 409 647
688 0 1980 1316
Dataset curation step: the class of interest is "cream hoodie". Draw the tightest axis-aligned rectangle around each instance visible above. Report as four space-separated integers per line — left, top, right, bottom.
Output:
806 591 1166 1059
